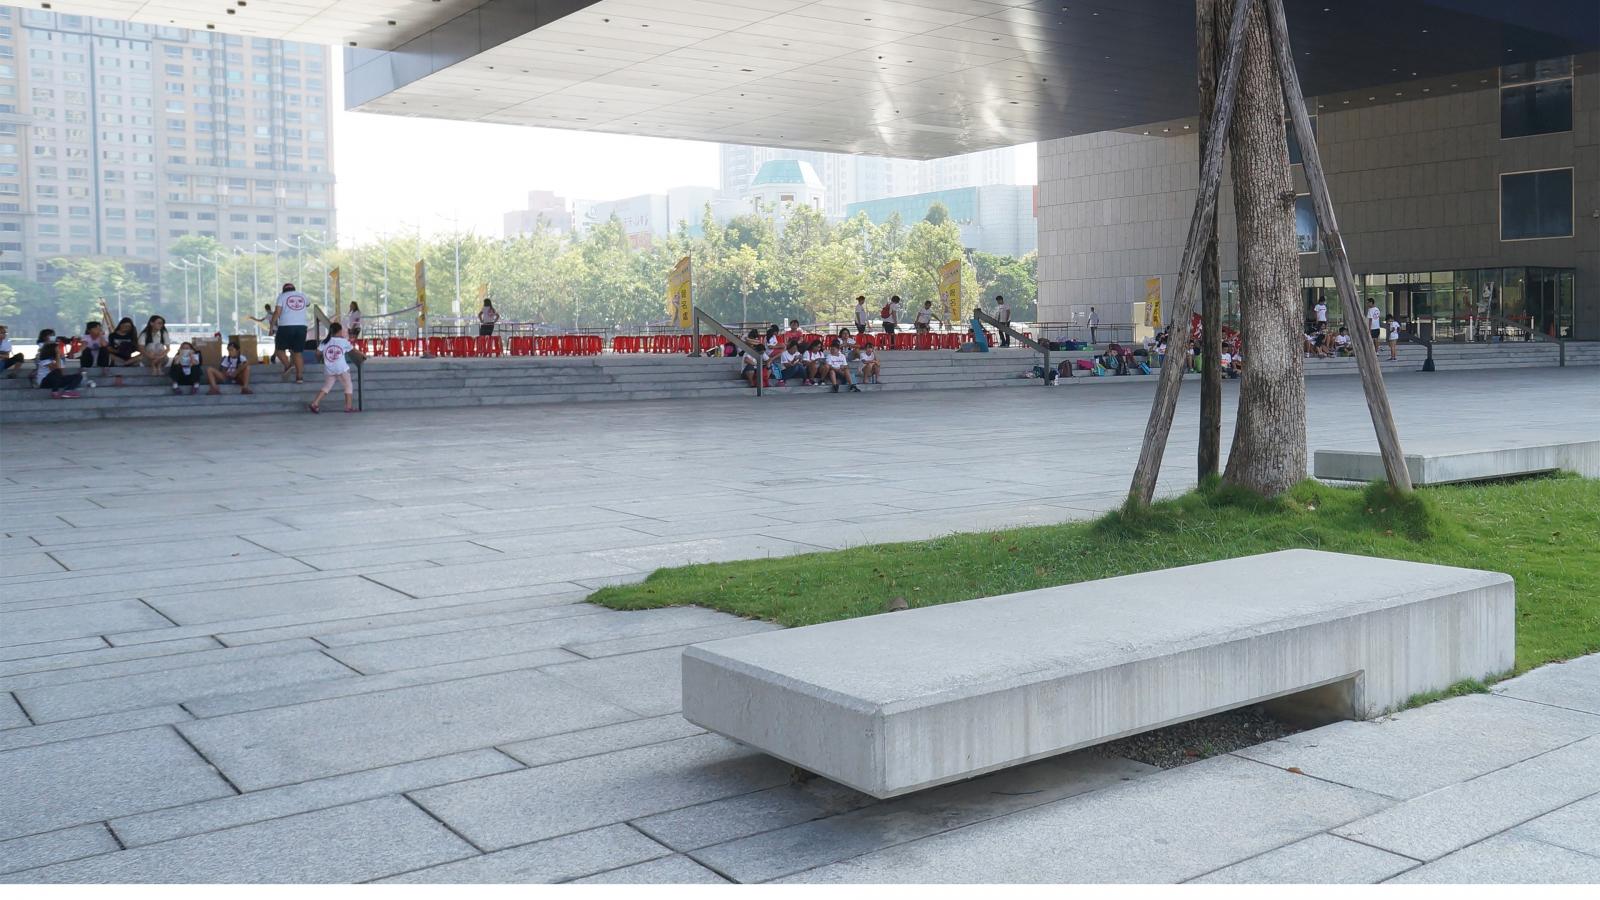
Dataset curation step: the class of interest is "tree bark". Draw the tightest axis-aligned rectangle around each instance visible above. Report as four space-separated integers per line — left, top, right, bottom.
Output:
1219 0 1307 496
1197 0 1224 481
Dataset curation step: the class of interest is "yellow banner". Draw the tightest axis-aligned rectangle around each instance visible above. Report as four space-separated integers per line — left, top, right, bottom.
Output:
330 267 341 312
478 282 489 304
668 256 693 329
938 259 962 323
414 260 427 332
1145 276 1162 328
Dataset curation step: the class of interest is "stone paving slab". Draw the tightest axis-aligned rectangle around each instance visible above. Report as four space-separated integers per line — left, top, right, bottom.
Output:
0 635 222 680
0 638 325 694
379 824 671 884
110 748 522 848
361 553 642 599
0 824 120 877
635 778 876 854
1332 735 1600 860
0 599 172 647
0 706 193 754
574 854 730 883
0 727 234 841
779 756 1390 883
0 692 28 729
147 576 416 626
178 669 636 790
15 650 357 723
4 557 314 605
1494 653 1600 716
44 536 268 573
412 733 793 851
1387 833 1600 883
1513 793 1600 857
1 553 67 577
1188 834 1418 883
11 797 477 884
310 597 602 649
321 606 735 675
542 647 687 717
1234 694 1600 799
499 714 706 768
565 619 780 659
0 635 106 663
691 753 1154 882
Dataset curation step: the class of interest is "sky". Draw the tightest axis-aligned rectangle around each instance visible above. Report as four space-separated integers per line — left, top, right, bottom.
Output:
330 66 1037 246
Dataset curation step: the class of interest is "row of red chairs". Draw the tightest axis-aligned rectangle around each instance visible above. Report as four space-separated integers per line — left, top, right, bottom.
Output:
508 335 603 356
611 335 722 354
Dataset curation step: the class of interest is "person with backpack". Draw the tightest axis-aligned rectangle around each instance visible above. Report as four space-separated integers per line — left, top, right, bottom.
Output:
881 296 902 340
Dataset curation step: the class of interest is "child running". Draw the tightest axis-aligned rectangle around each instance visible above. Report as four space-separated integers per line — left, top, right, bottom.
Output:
308 322 356 413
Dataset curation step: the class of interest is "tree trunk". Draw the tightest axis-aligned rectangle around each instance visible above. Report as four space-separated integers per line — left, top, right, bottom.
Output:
1220 0 1307 496
1197 0 1224 481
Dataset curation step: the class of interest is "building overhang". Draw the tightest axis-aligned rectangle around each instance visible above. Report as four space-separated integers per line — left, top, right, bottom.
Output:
36 1 1600 159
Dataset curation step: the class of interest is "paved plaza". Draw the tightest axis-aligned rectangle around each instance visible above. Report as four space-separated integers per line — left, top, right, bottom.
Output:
2 367 1598 883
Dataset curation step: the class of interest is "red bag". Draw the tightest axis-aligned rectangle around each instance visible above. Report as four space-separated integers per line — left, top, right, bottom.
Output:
880 304 892 318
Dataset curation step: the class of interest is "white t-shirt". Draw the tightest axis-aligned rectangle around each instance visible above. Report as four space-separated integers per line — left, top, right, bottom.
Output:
321 336 353 374
1366 306 1381 329
779 350 800 366
914 307 932 325
858 349 876 364
0 337 12 353
997 304 1011 323
854 304 869 327
277 290 310 327
1089 310 1100 326
1334 333 1351 348
33 357 54 386
479 307 499 324
1314 303 1327 322
346 310 362 330
220 354 244 375
886 302 901 324
803 350 824 363
825 349 848 369
1387 319 1400 337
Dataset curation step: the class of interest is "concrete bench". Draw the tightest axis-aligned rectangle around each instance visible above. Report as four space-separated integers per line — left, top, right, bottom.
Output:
681 549 1513 798
1315 437 1599 485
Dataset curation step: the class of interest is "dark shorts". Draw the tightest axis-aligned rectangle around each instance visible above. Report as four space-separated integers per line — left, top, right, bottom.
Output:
276 325 307 354
1370 328 1381 340
479 324 495 336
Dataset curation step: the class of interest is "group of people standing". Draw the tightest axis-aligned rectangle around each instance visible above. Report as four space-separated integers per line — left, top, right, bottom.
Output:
849 294 1015 347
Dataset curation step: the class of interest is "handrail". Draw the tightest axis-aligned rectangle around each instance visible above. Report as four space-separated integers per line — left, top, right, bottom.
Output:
689 306 767 396
973 309 1050 384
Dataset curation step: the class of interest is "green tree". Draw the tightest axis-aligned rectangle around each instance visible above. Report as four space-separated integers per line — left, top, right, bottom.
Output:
924 201 950 226
971 251 1038 319
895 219 967 321
46 258 150 334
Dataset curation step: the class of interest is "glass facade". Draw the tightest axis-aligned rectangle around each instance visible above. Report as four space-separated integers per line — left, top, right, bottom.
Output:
1222 267 1576 341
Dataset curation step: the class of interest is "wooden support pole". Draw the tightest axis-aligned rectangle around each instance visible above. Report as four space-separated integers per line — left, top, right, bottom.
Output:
1127 0 1256 506
1197 0 1225 481
1263 0 1413 493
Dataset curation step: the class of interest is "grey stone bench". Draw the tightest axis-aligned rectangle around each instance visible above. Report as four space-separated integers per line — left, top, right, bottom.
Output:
681 550 1513 799
1314 437 1598 485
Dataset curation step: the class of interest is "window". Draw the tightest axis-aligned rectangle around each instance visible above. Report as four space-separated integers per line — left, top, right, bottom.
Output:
1501 169 1573 240
1500 56 1572 139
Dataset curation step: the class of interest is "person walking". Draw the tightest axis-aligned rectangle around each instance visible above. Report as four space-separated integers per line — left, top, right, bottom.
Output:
272 282 310 384
308 322 356 414
1088 306 1101 345
478 298 500 336
1365 298 1382 347
995 295 1012 347
853 295 870 333
881 296 902 341
1313 298 1328 330
1386 314 1402 362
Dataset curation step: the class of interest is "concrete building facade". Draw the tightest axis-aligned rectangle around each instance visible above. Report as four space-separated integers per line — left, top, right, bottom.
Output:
501 189 571 237
0 5 335 288
1038 55 1596 340
720 143 1018 219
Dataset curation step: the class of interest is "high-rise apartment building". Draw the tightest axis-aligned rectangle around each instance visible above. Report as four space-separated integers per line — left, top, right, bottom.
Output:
0 6 335 290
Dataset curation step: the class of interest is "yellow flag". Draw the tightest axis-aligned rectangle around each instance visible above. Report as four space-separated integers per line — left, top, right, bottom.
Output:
1145 276 1162 328
330 267 341 310
668 256 693 329
414 260 427 332
938 259 962 323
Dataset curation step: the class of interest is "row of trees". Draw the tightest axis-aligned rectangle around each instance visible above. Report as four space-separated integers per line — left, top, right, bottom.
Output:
3 203 1036 337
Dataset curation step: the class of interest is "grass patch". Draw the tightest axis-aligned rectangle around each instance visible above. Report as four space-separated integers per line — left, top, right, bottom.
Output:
590 474 1600 676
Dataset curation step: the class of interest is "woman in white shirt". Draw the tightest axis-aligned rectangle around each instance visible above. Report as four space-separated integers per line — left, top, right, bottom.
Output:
801 339 826 385
139 315 171 376
777 340 805 383
1385 317 1402 361
823 341 861 393
857 345 880 384
346 302 363 340
309 322 357 414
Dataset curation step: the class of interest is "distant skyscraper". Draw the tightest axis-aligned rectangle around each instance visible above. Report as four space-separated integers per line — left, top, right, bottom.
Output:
503 189 572 236
719 143 1020 217
0 6 336 289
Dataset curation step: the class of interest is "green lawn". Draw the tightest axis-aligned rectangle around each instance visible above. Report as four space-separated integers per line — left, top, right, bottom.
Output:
590 475 1600 676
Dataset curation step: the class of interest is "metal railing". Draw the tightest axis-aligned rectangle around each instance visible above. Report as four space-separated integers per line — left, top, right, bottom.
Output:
689 307 768 396
973 310 1051 385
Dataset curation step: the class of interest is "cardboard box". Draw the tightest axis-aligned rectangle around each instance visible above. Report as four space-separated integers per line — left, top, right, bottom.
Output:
228 334 259 363
194 337 223 367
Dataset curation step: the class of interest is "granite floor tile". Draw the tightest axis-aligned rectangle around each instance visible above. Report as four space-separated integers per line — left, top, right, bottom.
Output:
378 824 670 884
